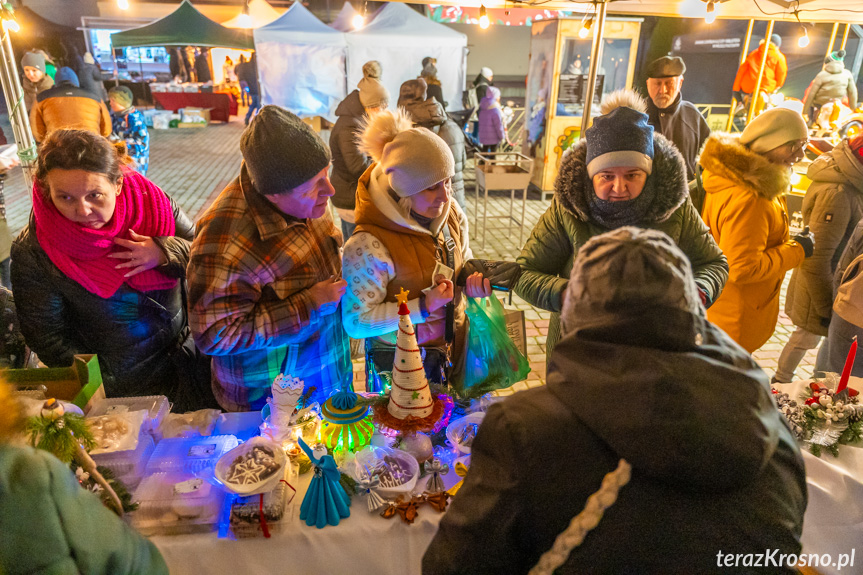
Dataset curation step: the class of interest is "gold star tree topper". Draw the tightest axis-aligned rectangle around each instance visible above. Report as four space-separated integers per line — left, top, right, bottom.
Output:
395 287 410 305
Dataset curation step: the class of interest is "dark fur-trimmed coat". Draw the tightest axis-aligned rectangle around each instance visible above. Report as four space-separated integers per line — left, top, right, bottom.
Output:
514 133 728 361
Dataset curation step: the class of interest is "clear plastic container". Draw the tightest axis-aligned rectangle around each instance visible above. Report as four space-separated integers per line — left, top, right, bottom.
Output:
87 396 170 436
146 435 239 475
91 432 155 488
130 472 228 536
228 465 296 538
212 411 263 442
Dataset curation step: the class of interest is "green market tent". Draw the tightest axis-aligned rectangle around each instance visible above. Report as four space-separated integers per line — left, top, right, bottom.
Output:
111 0 253 50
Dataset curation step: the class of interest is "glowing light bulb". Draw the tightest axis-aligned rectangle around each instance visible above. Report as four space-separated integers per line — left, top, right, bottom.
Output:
117 0 129 10
352 14 365 29
237 12 252 28
2 18 20 32
798 28 810 48
479 5 490 29
704 1 716 24
578 17 593 39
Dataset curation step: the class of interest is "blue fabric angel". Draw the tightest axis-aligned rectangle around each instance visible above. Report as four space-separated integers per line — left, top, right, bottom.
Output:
298 438 351 528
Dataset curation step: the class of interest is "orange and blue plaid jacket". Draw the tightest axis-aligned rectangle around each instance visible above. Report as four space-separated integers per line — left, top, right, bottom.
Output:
187 165 350 411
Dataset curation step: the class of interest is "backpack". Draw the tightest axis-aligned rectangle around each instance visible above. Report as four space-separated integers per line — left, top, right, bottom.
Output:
833 252 863 328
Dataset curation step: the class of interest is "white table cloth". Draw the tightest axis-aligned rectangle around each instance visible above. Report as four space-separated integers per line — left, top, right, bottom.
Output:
151 464 455 575
152 380 863 574
777 379 863 575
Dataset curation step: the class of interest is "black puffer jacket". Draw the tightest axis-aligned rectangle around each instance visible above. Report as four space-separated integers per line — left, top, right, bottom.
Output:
330 90 372 211
425 308 806 574
10 196 203 404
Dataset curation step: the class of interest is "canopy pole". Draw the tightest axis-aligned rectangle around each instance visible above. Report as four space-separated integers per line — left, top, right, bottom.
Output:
826 22 839 58
841 23 851 51
580 0 608 136
746 20 774 126
0 26 36 188
726 18 755 132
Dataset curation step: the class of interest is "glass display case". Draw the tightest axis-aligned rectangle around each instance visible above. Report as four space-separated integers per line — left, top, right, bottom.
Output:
525 17 642 194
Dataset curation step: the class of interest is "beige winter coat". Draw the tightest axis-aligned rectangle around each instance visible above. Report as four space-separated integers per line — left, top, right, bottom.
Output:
785 140 863 336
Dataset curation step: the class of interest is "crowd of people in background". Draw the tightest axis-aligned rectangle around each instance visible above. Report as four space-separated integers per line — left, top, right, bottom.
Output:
2 34 863 573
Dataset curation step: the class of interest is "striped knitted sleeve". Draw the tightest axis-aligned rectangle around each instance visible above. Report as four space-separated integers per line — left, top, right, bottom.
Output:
341 231 425 339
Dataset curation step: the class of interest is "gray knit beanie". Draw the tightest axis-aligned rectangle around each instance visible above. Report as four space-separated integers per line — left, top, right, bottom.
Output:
359 108 454 198
560 227 704 335
21 51 45 73
240 105 331 196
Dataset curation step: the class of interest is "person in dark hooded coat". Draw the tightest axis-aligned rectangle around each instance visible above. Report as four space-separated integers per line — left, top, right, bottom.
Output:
398 78 467 210
424 227 807 575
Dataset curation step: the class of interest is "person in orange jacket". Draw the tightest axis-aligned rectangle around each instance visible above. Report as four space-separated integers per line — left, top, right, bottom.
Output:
29 67 111 143
732 34 788 106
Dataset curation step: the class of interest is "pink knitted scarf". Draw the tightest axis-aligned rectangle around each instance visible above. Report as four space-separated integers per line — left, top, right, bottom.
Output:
33 168 178 298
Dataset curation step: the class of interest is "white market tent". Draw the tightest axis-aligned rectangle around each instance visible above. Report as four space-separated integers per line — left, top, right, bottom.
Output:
330 2 360 32
254 2 348 120
346 3 468 112
222 0 282 28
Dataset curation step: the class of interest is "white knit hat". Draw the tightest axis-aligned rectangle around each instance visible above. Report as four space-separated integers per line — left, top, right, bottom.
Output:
481 66 493 79
360 109 455 197
740 107 808 154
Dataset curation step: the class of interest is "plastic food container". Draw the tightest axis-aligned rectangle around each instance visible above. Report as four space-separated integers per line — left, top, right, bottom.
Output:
214 437 287 497
130 472 228 536
91 432 155 489
158 409 221 439
228 465 296 538
146 435 239 475
445 412 486 454
87 396 170 437
341 445 419 498
213 411 263 442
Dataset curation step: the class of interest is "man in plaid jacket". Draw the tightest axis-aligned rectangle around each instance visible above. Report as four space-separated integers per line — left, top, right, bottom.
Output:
188 106 350 411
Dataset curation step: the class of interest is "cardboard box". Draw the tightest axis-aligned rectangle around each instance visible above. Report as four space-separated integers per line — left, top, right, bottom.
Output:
4 354 106 411
179 107 211 128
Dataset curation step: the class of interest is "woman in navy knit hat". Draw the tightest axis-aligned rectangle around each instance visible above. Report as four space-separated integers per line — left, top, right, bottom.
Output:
514 89 729 360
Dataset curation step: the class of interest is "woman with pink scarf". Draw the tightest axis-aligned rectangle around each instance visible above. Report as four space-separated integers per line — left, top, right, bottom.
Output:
11 130 213 411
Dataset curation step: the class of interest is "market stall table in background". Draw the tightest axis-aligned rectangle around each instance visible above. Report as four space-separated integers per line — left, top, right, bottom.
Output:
151 91 238 123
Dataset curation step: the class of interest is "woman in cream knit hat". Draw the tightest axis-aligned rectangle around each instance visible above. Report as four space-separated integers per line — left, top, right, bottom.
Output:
341 109 490 391
700 106 815 353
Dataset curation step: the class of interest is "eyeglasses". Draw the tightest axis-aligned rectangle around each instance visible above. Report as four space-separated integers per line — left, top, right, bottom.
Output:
789 139 809 154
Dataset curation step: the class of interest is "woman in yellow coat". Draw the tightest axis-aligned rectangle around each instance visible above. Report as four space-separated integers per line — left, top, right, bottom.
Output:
700 107 813 353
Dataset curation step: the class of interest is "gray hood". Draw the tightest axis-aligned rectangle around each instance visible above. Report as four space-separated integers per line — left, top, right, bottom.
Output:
807 138 863 195
547 307 785 492
824 61 845 75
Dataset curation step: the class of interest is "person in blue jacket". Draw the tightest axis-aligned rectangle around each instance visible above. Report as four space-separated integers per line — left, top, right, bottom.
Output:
108 86 150 176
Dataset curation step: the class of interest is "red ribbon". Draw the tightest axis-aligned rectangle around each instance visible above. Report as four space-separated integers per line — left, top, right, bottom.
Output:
258 494 270 538
258 480 297 538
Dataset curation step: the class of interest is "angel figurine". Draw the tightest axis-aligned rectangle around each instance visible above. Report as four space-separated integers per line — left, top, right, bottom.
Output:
298 438 351 528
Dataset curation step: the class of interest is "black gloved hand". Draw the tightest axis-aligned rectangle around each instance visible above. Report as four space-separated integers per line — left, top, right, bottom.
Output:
793 226 815 258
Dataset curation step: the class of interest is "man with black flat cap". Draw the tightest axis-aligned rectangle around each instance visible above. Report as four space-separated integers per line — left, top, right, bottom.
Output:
644 55 710 181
